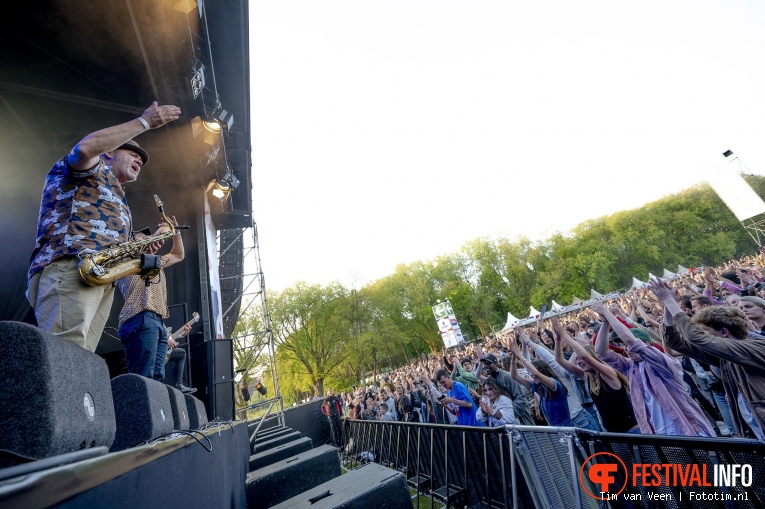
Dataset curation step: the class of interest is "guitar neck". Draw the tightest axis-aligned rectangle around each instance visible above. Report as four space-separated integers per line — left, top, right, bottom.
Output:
169 313 199 342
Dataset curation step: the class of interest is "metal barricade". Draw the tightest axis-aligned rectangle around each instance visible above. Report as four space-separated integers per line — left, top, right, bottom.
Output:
342 419 765 509
343 419 518 509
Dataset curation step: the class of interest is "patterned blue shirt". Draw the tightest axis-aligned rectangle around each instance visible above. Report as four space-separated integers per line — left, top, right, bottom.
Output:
28 156 132 279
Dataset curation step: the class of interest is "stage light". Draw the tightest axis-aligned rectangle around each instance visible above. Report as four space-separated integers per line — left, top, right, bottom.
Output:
191 116 220 145
221 168 240 190
190 65 206 100
205 101 234 132
174 0 196 14
211 178 230 199
241 386 251 401
723 149 734 158
203 118 221 133
254 382 267 396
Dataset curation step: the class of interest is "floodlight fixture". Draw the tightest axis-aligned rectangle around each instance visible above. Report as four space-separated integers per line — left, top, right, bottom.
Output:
723 149 734 158
210 178 230 199
191 116 221 145
203 118 222 133
205 101 234 132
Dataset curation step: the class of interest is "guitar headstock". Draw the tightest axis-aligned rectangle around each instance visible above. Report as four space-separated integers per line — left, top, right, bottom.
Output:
191 311 200 324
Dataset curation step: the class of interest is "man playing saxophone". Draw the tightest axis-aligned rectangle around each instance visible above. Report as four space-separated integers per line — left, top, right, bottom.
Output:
116 217 185 382
26 102 181 352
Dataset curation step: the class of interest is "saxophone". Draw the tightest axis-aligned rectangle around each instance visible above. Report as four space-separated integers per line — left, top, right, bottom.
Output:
77 195 176 286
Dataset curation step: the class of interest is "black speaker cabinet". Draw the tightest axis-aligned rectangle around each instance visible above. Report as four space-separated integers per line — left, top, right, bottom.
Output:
0 322 116 463
271 463 412 509
185 394 208 429
191 338 234 420
213 380 234 421
110 374 174 452
165 385 190 430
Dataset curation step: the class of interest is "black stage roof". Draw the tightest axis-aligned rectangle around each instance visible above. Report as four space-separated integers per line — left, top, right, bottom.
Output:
0 1 252 335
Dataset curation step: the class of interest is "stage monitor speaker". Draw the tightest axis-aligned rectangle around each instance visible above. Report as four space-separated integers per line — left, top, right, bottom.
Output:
191 338 234 420
185 394 208 429
0 322 116 464
165 385 190 430
213 380 234 421
270 463 412 509
110 374 174 452
246 445 341 509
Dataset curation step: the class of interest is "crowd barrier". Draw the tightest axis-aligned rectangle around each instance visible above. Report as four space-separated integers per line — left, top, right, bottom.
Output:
342 419 765 509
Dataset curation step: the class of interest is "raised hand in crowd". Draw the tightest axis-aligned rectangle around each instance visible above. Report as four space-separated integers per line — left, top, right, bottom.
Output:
591 303 609 320
647 278 682 326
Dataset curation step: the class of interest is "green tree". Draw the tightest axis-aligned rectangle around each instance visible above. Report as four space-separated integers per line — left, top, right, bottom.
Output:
269 282 352 397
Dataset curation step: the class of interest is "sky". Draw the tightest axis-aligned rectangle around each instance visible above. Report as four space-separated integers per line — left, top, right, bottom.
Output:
249 0 765 294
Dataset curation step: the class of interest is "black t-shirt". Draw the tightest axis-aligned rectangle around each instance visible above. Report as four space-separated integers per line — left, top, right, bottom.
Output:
324 395 341 416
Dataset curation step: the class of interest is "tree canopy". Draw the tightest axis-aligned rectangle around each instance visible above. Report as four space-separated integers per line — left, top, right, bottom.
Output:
242 179 764 404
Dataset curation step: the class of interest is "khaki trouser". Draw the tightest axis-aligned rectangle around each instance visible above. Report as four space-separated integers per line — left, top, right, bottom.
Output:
27 256 114 352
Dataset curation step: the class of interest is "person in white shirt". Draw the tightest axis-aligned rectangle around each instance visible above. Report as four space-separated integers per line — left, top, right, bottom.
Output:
476 378 516 426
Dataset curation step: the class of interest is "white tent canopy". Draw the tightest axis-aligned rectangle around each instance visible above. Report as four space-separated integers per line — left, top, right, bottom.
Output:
494 261 701 330
648 273 660 282
501 312 520 331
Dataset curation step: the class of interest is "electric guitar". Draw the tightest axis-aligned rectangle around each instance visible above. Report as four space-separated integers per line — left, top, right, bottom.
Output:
165 312 199 363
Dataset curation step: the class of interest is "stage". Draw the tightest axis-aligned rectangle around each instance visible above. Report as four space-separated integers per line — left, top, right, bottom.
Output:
0 421 250 509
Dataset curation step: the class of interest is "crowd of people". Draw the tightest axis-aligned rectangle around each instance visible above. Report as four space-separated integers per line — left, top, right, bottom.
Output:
331 256 765 442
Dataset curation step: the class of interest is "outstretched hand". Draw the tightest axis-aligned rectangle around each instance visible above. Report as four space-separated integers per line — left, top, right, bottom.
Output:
647 277 674 303
141 101 181 129
509 342 522 357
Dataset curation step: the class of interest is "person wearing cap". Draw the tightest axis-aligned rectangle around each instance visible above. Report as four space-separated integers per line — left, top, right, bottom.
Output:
479 351 534 425
26 101 181 351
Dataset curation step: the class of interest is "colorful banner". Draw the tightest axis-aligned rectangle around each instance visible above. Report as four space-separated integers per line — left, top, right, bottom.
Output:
203 194 225 339
432 300 465 348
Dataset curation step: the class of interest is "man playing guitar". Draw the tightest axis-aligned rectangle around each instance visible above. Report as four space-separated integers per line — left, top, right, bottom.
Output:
165 312 199 394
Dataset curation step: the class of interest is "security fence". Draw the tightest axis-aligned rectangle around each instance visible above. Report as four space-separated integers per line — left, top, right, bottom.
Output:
342 419 765 509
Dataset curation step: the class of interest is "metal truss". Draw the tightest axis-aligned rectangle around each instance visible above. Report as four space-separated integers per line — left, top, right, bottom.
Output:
218 223 283 425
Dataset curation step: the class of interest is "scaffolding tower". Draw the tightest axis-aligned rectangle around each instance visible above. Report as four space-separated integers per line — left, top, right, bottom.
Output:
218 224 283 426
